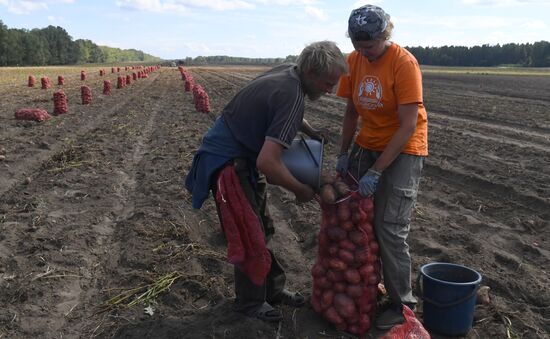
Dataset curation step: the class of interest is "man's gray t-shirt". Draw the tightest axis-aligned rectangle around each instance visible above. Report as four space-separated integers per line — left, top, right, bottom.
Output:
222 64 305 153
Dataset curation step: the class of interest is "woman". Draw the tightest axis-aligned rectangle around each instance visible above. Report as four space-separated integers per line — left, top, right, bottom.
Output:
335 5 428 330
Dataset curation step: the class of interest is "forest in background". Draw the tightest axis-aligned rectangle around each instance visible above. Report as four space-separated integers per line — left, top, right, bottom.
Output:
183 41 550 67
1 21 548 67
0 21 160 66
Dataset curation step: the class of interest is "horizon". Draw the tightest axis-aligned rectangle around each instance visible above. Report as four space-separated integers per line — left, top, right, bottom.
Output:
1 0 549 59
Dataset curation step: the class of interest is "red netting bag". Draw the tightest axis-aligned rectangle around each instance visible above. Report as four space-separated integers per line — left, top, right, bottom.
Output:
57 75 65 85
53 89 68 115
81 86 92 104
311 175 380 336
103 80 112 95
14 108 51 122
41 76 51 89
380 305 430 339
28 75 36 87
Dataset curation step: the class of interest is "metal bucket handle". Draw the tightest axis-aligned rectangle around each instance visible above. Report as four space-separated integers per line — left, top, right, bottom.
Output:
299 135 320 168
416 272 479 308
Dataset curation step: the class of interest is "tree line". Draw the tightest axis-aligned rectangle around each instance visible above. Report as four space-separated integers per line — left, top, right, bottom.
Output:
407 41 550 67
0 20 160 66
181 41 549 67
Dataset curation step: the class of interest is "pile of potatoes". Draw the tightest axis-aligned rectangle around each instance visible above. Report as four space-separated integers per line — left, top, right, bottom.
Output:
311 175 380 335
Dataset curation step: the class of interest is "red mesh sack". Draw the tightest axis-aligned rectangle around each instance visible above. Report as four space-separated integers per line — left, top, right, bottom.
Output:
103 80 112 95
28 75 36 87
41 76 51 89
57 75 65 85
81 86 92 104
80 70 86 81
380 305 430 339
53 89 68 115
14 108 51 122
117 76 124 89
126 75 132 85
311 176 380 336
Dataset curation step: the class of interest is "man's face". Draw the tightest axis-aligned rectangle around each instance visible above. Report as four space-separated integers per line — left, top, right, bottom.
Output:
303 70 341 101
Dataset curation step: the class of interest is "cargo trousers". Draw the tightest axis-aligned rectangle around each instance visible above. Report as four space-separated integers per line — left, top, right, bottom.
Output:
348 144 424 307
213 158 287 313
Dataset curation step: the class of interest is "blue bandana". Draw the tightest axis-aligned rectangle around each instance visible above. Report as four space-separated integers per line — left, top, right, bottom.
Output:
348 5 390 41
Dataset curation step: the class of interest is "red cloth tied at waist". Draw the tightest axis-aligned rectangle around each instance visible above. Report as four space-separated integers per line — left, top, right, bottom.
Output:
214 164 271 286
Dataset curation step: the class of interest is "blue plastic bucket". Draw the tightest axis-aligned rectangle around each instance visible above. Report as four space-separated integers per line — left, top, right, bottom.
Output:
418 262 482 336
281 136 324 190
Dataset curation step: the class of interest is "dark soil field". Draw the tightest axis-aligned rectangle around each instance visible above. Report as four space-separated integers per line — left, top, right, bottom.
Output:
0 65 549 338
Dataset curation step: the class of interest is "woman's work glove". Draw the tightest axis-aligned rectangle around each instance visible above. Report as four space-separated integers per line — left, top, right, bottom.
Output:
359 168 381 197
336 154 349 174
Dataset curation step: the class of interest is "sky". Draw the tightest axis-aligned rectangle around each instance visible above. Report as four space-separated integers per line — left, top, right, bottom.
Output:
1 0 549 59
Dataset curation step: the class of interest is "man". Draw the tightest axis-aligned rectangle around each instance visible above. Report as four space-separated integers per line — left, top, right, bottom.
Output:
185 40 347 322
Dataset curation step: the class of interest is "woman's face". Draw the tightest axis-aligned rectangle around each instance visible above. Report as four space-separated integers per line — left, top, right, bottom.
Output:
352 39 387 61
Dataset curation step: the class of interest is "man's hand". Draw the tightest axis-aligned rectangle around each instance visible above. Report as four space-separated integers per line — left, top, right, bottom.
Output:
336 154 349 174
309 127 331 144
295 184 315 203
359 168 381 197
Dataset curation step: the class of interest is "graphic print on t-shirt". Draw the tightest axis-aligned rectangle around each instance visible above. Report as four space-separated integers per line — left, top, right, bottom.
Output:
357 75 383 110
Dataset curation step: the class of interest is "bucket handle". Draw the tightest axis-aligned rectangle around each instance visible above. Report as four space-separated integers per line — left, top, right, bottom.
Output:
416 274 479 308
299 135 319 168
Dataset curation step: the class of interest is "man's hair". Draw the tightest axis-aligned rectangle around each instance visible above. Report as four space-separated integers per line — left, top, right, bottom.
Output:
297 41 347 76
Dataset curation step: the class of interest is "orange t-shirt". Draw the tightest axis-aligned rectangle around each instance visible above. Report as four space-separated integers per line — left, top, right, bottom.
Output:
336 43 428 156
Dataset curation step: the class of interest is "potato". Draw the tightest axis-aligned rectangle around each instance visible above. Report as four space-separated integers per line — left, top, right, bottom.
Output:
477 285 491 305
324 307 344 326
321 289 335 309
311 296 322 313
339 239 356 251
338 249 354 264
326 227 347 242
316 276 332 289
334 181 350 197
367 272 379 286
351 208 367 223
311 263 325 277
369 241 379 254
354 249 368 265
333 293 357 318
358 313 371 332
328 258 347 271
346 284 363 297
318 232 329 248
339 220 354 231
348 230 366 245
337 203 351 222
343 268 361 284
357 221 374 236
333 282 347 293
321 173 336 185
327 269 344 282
320 184 337 204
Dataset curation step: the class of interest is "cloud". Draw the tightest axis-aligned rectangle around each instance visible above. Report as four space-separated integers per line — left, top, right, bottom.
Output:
460 0 550 6
115 0 254 13
304 6 327 21
255 0 317 5
47 15 65 24
1 0 74 14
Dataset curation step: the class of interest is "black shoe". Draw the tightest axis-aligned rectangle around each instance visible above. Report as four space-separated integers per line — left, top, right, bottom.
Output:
375 304 405 330
269 289 306 307
242 302 282 323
